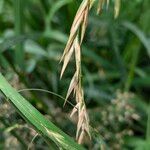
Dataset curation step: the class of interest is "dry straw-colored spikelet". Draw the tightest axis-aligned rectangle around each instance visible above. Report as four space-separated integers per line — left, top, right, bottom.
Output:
114 0 121 18
97 0 110 14
97 0 121 18
60 0 121 143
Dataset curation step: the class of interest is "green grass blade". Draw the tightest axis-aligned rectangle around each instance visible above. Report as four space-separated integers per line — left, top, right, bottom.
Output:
45 0 72 31
0 34 41 53
146 104 150 141
0 0 4 14
123 21 150 58
124 39 140 91
0 73 85 150
14 0 25 70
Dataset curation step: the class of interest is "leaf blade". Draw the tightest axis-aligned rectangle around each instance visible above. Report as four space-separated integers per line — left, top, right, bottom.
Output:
0 73 85 150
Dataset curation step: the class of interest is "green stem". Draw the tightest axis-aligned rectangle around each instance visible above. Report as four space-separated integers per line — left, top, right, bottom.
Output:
146 104 150 141
125 39 140 91
14 0 24 70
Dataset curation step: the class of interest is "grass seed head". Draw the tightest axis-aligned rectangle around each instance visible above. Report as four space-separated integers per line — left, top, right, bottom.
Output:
60 0 121 143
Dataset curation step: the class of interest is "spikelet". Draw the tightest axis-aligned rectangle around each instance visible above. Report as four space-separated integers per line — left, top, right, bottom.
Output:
97 0 110 14
114 0 121 19
97 0 121 18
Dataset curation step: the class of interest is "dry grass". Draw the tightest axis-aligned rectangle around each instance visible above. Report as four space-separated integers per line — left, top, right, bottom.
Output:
60 0 121 143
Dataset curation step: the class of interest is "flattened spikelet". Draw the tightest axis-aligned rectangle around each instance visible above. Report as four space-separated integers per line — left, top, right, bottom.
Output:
64 72 78 105
60 45 74 78
97 0 104 14
114 0 121 18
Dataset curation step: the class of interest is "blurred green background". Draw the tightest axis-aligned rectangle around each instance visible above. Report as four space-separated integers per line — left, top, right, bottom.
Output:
0 0 150 149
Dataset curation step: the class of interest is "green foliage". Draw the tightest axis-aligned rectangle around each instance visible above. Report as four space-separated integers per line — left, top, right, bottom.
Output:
0 0 149 149
0 73 84 150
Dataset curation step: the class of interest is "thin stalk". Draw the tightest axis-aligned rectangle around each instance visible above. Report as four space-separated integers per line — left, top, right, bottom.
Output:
146 104 150 141
125 39 140 91
109 26 126 83
14 0 24 70
0 54 10 69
